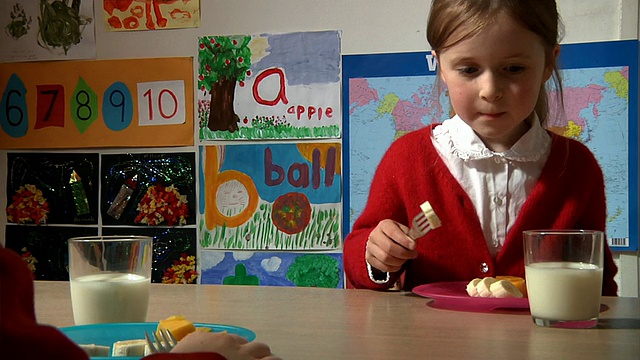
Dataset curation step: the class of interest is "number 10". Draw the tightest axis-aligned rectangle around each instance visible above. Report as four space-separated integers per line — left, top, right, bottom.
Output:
137 80 186 126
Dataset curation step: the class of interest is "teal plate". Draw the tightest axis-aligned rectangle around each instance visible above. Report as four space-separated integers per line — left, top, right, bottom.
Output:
60 322 256 359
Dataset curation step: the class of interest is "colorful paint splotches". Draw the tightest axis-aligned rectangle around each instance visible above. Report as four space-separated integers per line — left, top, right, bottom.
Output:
103 0 201 31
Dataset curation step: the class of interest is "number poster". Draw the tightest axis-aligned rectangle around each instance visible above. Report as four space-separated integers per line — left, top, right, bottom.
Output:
0 57 194 149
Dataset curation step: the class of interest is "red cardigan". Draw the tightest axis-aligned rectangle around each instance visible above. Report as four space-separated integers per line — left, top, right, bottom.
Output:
0 246 226 360
343 126 618 295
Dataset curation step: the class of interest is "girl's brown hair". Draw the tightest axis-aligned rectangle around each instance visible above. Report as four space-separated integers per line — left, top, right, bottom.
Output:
427 0 564 126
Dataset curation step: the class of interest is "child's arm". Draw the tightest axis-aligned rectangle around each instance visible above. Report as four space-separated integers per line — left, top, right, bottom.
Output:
343 134 423 289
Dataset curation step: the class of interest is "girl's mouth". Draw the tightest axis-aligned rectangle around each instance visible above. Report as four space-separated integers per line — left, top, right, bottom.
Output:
480 112 506 119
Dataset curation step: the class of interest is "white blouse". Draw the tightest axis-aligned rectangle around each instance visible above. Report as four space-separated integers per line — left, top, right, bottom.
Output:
431 114 551 256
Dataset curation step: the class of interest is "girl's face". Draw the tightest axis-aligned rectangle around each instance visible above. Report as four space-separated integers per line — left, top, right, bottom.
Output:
435 13 558 152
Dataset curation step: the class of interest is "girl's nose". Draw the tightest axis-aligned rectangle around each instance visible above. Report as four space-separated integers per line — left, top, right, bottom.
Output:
479 73 502 102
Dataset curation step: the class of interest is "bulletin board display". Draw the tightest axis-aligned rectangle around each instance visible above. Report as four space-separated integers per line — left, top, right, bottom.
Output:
0 57 194 149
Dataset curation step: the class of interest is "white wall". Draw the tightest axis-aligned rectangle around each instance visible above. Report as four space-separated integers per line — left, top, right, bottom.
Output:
95 0 638 60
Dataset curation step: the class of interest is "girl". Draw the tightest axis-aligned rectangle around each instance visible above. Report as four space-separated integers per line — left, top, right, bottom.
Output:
343 0 618 295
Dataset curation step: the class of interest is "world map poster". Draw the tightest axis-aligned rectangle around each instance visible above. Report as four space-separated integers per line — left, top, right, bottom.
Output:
343 40 638 251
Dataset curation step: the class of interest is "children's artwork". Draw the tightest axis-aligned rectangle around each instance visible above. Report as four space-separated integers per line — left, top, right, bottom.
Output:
199 143 341 250
197 30 342 140
0 57 194 149
103 227 197 284
4 225 98 280
0 0 96 62
103 0 200 31
6 152 99 224
101 152 196 227
199 250 344 288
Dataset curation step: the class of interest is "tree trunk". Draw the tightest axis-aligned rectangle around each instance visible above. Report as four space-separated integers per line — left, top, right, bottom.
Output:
207 78 240 132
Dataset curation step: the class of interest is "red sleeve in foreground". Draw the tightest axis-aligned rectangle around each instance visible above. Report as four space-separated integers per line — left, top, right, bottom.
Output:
0 246 89 360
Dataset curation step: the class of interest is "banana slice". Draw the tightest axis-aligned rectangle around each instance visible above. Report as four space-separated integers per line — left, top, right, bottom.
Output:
79 344 110 357
419 201 441 229
111 339 151 356
466 278 481 296
496 275 527 297
475 277 497 298
489 279 524 298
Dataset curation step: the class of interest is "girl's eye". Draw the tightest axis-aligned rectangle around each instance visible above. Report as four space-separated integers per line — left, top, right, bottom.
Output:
457 67 478 75
505 65 525 73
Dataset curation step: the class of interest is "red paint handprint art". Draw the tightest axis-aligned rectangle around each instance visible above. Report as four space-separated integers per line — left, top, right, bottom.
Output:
103 0 200 31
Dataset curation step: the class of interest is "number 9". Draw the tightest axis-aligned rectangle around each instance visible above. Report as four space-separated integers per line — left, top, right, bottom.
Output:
103 81 133 131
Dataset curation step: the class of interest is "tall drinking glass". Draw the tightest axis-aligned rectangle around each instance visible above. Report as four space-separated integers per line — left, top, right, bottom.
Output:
68 235 153 325
523 230 604 328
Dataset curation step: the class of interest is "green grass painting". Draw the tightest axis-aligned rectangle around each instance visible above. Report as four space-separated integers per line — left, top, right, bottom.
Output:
199 202 341 250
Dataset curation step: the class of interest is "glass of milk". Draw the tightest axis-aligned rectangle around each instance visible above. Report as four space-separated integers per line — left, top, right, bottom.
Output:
68 235 153 325
523 230 604 328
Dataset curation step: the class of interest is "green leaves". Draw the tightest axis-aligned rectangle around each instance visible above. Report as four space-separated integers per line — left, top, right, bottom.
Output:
198 35 253 90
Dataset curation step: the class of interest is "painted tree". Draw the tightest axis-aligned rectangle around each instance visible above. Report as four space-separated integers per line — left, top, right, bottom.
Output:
286 254 341 288
198 35 252 132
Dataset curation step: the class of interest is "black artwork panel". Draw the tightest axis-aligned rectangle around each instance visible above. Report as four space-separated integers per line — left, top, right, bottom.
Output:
102 227 197 284
6 153 99 224
101 153 196 226
5 225 98 280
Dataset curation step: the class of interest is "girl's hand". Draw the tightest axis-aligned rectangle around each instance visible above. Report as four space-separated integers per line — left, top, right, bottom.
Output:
365 219 418 273
170 331 281 360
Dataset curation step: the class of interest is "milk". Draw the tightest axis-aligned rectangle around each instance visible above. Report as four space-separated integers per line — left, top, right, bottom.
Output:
70 273 150 325
525 261 603 321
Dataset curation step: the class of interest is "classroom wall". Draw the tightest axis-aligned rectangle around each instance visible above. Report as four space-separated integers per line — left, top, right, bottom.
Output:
97 0 640 296
97 0 640 297
95 0 639 58
2 0 639 295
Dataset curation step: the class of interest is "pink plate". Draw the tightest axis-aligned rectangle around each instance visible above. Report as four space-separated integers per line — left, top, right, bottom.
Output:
412 281 529 312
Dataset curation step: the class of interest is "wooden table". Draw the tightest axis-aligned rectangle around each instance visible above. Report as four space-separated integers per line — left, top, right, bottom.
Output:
34 282 640 360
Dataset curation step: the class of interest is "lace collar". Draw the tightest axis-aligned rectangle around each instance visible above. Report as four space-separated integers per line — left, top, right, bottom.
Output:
432 114 551 162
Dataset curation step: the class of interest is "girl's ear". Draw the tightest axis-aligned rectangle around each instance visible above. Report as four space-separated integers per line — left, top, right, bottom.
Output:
543 44 561 82
432 50 447 84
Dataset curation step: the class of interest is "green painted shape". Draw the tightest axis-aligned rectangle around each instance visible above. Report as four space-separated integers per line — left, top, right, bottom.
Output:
71 77 98 134
286 254 340 288
223 263 259 285
198 35 252 90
